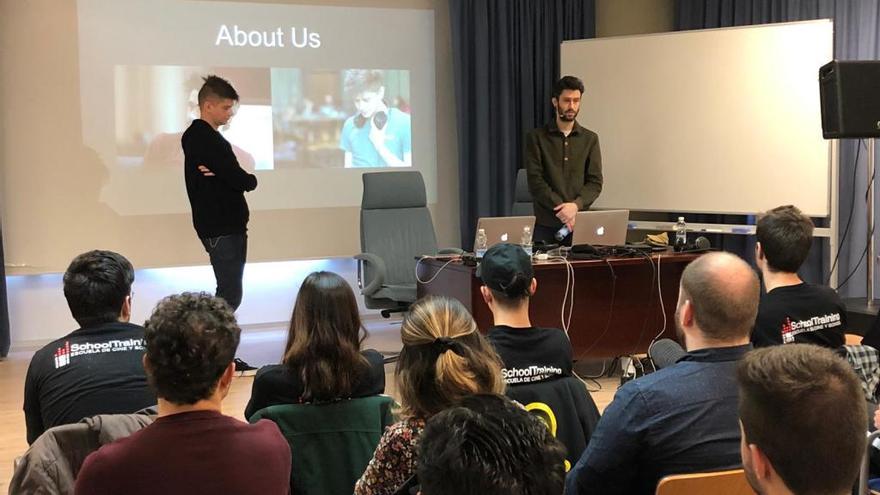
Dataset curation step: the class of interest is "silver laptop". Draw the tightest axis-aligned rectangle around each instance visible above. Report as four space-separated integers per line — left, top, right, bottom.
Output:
474 216 536 251
571 210 630 246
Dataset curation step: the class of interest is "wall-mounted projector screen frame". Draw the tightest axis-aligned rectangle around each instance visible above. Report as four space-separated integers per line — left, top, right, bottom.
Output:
561 20 834 218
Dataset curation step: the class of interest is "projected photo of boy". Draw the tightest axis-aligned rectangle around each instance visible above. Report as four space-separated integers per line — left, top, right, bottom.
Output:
271 68 411 169
340 69 412 168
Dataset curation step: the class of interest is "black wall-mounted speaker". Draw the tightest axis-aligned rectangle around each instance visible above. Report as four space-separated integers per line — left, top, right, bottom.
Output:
819 60 880 139
820 60 880 139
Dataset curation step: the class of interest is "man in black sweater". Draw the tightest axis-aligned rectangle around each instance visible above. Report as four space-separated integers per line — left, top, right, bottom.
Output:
183 75 258 374
182 75 257 312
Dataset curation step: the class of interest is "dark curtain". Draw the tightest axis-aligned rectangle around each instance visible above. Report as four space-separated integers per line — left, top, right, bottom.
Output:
675 0 880 294
449 0 596 248
0 225 9 357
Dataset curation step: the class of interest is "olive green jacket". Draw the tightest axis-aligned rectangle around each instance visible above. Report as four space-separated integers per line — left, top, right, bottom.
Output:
524 120 603 228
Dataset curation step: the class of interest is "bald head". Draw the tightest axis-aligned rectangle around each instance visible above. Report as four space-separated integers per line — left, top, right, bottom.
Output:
678 252 759 342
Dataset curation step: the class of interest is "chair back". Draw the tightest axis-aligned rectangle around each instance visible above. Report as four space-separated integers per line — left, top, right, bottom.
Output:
360 171 439 305
505 376 600 472
655 469 752 495
511 168 534 216
9 413 154 495
250 395 396 495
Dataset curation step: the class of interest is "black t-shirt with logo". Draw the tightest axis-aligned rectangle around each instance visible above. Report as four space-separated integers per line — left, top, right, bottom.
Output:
752 283 846 349
23 321 156 444
487 325 572 384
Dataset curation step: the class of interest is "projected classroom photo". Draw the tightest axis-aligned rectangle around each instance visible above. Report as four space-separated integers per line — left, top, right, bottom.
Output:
114 65 412 171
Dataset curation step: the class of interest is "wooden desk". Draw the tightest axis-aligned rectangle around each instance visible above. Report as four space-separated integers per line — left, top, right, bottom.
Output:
416 252 700 359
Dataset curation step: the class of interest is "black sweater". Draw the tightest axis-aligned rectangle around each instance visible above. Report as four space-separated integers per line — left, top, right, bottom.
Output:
244 349 386 419
182 119 258 238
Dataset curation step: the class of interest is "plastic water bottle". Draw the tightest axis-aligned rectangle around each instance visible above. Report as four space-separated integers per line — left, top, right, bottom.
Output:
475 228 488 258
674 217 687 247
521 226 533 256
555 225 571 242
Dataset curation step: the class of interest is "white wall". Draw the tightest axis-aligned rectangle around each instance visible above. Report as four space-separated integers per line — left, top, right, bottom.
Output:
8 258 371 350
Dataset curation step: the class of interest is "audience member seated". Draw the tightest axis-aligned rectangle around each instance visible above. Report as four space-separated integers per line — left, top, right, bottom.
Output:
74 293 291 495
417 394 566 495
478 242 572 383
354 296 505 495
478 242 599 468
566 252 758 495
245 271 385 418
738 344 866 495
752 205 845 348
23 250 156 445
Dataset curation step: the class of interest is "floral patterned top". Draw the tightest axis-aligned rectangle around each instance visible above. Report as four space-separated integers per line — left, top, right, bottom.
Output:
354 417 426 495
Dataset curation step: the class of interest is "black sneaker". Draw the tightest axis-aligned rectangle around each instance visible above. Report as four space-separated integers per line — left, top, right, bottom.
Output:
234 358 258 376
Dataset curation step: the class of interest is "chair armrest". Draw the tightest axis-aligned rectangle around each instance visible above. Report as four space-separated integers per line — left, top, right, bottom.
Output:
438 247 464 255
861 431 880 494
354 253 386 296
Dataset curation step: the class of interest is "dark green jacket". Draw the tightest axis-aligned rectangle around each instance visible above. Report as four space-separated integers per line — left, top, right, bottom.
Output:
524 120 603 228
249 395 396 495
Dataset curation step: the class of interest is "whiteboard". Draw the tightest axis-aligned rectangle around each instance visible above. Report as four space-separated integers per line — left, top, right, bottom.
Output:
561 20 833 217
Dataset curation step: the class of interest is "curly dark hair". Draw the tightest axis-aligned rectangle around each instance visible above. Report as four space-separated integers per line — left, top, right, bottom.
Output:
144 292 241 405
552 75 584 99
63 250 134 327
418 394 567 495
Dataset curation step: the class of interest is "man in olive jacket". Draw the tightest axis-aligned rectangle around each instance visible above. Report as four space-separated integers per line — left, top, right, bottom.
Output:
524 75 602 246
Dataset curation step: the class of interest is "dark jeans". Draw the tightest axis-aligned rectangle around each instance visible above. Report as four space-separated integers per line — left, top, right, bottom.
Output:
201 233 247 310
533 224 573 247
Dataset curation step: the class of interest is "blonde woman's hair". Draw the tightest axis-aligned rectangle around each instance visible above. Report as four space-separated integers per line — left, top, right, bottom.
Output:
395 296 505 419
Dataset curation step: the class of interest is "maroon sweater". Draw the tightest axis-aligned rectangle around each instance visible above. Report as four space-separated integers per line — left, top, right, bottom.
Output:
74 410 290 495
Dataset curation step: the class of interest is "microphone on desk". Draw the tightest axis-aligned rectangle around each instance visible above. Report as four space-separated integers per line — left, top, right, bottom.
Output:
674 236 711 253
648 338 687 370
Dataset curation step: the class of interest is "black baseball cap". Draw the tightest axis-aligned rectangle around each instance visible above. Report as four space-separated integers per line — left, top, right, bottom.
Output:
476 243 534 293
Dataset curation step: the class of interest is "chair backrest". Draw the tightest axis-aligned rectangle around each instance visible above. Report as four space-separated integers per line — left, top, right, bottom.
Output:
249 395 397 495
504 376 600 472
511 168 534 216
655 469 752 495
9 413 154 495
361 171 439 287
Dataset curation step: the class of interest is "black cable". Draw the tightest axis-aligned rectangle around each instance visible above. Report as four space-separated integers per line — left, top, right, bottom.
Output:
577 358 611 379
837 227 872 290
573 259 617 359
837 145 876 290
628 251 658 358
837 184 877 290
828 139 862 284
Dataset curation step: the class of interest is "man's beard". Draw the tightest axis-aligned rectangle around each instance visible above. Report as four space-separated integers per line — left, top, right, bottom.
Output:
558 109 578 122
674 305 684 344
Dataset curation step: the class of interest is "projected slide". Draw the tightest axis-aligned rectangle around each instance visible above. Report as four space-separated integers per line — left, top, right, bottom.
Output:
77 0 435 216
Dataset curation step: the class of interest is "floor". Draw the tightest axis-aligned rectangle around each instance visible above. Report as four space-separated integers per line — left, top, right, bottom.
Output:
0 317 620 491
